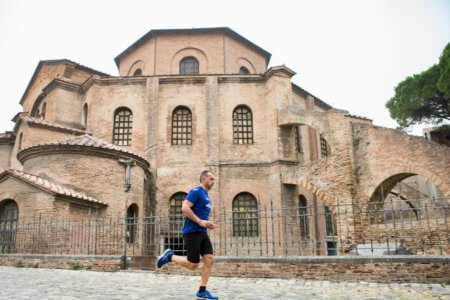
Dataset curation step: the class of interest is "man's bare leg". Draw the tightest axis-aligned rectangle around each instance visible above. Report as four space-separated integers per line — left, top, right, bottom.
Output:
171 254 199 270
200 254 214 286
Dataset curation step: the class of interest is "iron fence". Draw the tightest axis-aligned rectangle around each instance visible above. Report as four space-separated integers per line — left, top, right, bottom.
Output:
0 198 448 257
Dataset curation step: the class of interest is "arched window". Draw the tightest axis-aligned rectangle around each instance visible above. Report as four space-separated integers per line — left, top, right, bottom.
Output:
298 195 309 239
172 106 192 145
232 192 258 237
324 206 335 236
18 133 23 151
320 134 328 157
294 126 302 153
126 204 138 244
169 192 187 232
0 200 19 253
133 68 142 76
41 103 46 119
81 103 88 128
113 107 133 146
233 105 253 144
239 66 250 74
179 57 199 75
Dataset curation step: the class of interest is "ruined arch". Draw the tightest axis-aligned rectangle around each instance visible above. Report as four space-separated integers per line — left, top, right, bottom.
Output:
366 166 449 202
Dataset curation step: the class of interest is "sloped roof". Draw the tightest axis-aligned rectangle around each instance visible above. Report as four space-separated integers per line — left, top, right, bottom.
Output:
20 59 110 105
14 114 86 135
114 27 272 68
19 134 149 168
0 169 106 206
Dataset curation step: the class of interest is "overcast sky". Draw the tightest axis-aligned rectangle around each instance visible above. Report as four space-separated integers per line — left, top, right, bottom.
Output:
0 0 449 135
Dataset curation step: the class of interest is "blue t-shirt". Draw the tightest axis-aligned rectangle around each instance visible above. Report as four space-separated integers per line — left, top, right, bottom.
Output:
183 186 212 234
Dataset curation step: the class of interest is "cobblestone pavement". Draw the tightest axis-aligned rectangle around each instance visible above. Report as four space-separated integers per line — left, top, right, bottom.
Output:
0 266 448 299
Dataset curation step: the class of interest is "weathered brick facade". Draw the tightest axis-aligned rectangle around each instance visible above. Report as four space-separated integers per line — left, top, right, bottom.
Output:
0 27 448 258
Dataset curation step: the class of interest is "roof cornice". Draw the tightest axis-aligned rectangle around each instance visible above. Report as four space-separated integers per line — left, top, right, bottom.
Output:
114 27 272 68
20 59 110 105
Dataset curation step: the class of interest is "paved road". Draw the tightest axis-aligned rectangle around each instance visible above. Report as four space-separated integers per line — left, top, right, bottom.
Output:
0 266 448 299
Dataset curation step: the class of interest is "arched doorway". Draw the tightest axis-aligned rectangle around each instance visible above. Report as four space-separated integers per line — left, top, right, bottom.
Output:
0 200 19 253
126 204 138 244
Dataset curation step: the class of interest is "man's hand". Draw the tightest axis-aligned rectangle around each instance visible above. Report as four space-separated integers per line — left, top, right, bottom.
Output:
199 220 218 230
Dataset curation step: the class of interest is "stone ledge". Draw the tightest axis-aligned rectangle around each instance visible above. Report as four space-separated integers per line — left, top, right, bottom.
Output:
216 255 450 264
0 254 122 260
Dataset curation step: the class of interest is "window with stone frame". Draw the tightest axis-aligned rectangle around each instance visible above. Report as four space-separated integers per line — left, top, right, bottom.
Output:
239 66 250 74
126 204 138 244
0 200 19 253
133 68 142 76
172 107 192 145
233 105 253 144
320 134 328 157
232 192 259 237
294 126 302 153
324 206 335 236
113 107 133 146
82 103 88 128
179 57 199 75
41 102 46 120
169 192 187 232
298 195 309 239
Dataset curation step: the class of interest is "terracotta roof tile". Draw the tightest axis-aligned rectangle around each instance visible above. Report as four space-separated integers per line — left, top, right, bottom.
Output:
2 169 107 206
23 134 148 163
20 115 86 134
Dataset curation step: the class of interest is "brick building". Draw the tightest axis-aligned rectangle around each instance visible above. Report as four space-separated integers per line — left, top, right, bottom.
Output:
0 28 449 256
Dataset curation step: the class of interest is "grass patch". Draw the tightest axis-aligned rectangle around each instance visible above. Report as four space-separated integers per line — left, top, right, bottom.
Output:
69 262 82 270
15 260 24 268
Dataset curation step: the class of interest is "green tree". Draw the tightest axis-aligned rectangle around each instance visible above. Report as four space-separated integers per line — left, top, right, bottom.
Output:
386 43 450 129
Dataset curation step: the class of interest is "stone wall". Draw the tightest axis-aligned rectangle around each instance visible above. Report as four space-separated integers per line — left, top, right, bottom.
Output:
1 255 447 283
0 254 122 271
156 256 450 284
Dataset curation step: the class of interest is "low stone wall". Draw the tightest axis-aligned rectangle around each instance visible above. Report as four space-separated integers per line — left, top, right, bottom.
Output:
1 254 448 283
156 256 450 284
0 254 123 271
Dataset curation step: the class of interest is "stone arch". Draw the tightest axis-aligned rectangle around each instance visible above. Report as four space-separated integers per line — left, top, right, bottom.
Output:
127 60 145 76
295 177 335 211
366 165 449 202
170 47 209 75
236 57 256 74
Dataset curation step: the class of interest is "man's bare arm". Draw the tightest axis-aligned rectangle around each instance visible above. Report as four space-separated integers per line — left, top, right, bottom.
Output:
182 200 217 229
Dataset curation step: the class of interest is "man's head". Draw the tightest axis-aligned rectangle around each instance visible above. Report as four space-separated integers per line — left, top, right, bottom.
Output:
199 170 215 191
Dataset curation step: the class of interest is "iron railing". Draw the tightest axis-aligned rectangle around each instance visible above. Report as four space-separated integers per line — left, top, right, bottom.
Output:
0 198 448 257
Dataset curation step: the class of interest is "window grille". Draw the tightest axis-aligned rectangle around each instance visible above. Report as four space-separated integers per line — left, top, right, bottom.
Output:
233 106 253 144
172 107 192 145
320 134 328 157
113 108 133 146
126 204 138 244
299 195 309 239
169 192 187 232
0 200 18 253
232 193 259 237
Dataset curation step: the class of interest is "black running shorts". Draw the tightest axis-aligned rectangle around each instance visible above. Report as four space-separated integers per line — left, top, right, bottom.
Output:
184 232 213 263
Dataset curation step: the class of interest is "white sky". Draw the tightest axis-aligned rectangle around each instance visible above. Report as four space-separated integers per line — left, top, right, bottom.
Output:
0 0 449 135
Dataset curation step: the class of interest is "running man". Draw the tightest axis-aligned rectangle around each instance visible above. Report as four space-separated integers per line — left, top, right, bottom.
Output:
156 170 219 300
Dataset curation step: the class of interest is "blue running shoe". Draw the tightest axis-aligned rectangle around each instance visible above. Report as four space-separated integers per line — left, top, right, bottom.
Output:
156 248 173 268
196 289 218 300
